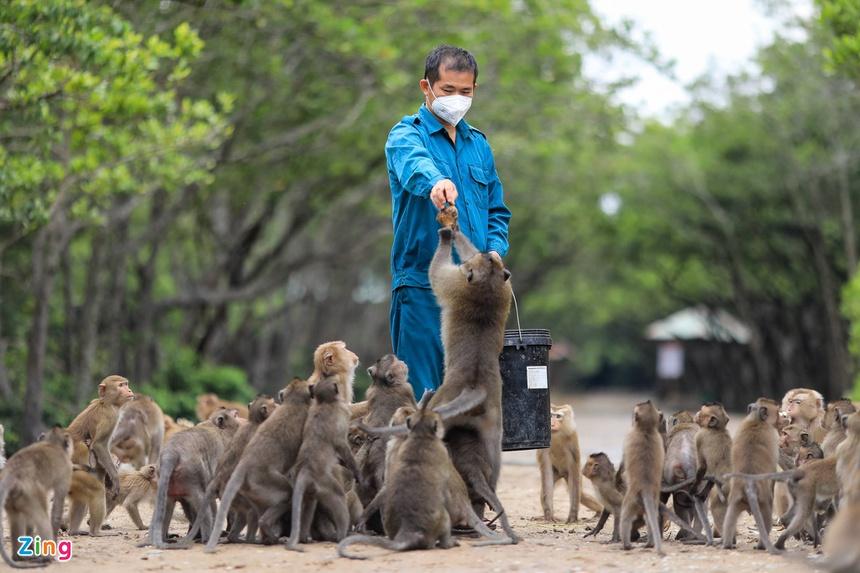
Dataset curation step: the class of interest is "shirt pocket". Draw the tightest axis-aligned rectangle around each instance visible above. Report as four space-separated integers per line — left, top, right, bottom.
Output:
468 163 489 209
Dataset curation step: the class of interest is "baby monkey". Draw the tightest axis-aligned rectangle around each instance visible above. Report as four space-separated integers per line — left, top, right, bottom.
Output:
106 464 157 530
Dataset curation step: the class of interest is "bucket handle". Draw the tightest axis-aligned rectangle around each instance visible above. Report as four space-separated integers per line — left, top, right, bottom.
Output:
511 283 524 350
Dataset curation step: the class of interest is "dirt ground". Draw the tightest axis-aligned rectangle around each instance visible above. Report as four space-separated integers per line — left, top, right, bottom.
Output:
17 392 826 572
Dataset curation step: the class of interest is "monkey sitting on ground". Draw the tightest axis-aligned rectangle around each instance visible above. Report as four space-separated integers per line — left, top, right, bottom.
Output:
195 393 249 422
537 404 603 523
145 408 242 548
0 427 73 568
338 393 510 559
722 397 781 554
354 354 416 532
285 377 362 550
620 401 665 555
796 443 824 466
204 378 312 552
694 402 732 539
821 400 856 457
110 394 165 469
105 465 157 530
781 388 826 442
180 394 277 545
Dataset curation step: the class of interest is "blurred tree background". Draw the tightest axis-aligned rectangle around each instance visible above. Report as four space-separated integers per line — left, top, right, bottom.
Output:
3 0 860 447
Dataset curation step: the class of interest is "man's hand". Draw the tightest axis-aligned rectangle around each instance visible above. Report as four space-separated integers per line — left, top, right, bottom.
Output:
430 179 458 209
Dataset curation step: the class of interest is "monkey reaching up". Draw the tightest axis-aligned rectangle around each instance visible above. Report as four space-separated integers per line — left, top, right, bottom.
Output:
722 398 781 554
0 427 73 568
537 404 603 523
620 401 665 555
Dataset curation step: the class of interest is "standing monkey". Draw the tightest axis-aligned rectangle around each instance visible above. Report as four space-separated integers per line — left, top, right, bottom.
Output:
722 398 781 554
821 400 856 456
110 394 164 469
620 401 665 555
537 404 603 523
582 453 626 542
67 375 134 499
105 465 157 530
0 427 73 568
694 402 732 538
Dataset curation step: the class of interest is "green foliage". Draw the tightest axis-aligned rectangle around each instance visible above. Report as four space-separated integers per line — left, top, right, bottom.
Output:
819 0 860 76
145 348 254 420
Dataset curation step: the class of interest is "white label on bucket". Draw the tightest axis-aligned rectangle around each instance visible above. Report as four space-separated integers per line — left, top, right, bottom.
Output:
526 366 548 390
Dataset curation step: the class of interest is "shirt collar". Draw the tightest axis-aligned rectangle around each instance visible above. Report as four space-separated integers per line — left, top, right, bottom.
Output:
419 104 473 140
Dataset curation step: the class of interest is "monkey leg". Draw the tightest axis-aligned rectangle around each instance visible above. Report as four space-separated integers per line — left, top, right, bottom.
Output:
245 510 259 543
124 501 147 530
721 491 743 549
566 470 582 523
775 492 814 549
284 472 310 551
692 495 713 545
537 452 556 521
744 482 779 554
468 475 520 544
88 492 106 536
226 511 247 543
619 495 636 550
68 499 88 535
659 502 706 543
437 512 458 550
51 485 66 537
357 486 385 532
642 493 664 557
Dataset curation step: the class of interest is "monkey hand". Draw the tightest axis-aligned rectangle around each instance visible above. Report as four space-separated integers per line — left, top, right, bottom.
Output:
436 203 459 230
438 227 454 242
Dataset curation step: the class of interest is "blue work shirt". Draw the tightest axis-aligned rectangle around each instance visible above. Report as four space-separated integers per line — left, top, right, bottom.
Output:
385 104 511 290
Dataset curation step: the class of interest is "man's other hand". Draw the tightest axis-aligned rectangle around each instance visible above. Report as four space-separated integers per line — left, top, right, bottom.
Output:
430 179 458 209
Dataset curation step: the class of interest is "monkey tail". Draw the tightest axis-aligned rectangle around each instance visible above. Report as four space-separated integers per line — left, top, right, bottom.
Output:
336 533 419 560
144 451 178 550
640 492 664 557
203 463 247 553
723 470 796 483
0 475 47 569
284 469 309 552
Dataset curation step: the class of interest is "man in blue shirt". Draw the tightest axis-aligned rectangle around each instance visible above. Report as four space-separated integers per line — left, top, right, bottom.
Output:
386 45 511 398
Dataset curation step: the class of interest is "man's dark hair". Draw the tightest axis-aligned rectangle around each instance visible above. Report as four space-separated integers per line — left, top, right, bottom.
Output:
424 45 478 86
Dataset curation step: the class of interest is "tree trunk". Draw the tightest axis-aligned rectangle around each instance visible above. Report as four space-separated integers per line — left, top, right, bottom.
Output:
76 235 106 407
22 227 59 445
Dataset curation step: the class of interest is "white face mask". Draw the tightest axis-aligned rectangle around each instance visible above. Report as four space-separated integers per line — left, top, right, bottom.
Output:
427 84 472 126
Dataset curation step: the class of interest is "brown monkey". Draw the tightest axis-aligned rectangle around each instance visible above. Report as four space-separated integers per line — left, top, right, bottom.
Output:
425 222 517 541
285 377 361 550
776 423 813 521
821 400 856 457
105 465 157 530
0 427 73 568
835 411 860 495
308 341 361 407
67 375 134 500
582 453 625 542
662 409 704 540
821 502 860 573
537 403 603 523
145 408 242 548
195 393 248 422
354 355 416 530
695 402 732 538
204 378 312 551
66 463 107 536
619 401 665 555
722 397 781 553
338 395 509 559
774 457 838 548
181 394 277 545
163 415 192 442
110 394 165 469
781 388 826 442
795 443 824 466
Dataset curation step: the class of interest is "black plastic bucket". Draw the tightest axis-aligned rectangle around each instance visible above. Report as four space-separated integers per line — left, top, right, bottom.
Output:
499 328 552 451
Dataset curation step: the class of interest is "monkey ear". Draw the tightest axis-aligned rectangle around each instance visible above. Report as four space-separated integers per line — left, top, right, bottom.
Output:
758 406 768 422
406 416 414 430
98 382 107 398
840 414 849 429
308 384 315 399
747 403 755 414
323 350 335 367
260 405 269 417
707 416 718 428
503 269 511 282
466 269 474 283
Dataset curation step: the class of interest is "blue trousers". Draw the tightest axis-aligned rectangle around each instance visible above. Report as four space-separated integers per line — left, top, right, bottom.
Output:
390 286 444 398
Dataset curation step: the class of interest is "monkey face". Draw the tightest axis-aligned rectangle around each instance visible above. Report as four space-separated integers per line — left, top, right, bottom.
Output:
549 405 574 434
368 354 409 386
583 453 613 479
696 404 728 430
318 341 360 376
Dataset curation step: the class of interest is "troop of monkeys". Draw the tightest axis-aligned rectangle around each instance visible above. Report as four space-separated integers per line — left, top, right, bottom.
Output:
0 208 523 566
540 388 860 572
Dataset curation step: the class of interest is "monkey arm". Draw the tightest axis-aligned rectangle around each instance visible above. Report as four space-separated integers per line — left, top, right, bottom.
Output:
92 438 120 496
583 509 610 538
349 401 370 420
430 228 455 275
356 422 408 437
452 228 480 260
336 441 363 485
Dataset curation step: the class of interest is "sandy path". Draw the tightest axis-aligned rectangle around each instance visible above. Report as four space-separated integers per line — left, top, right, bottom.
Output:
17 392 825 572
